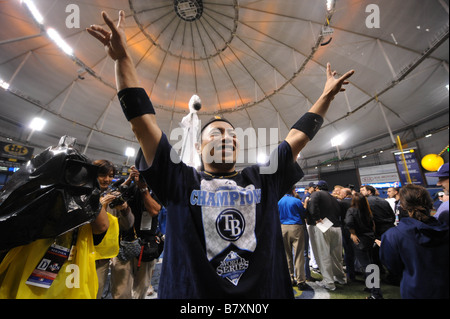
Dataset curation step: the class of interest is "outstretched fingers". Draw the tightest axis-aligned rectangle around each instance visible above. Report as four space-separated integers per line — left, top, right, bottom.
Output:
327 62 355 81
102 11 118 35
90 25 110 37
326 63 333 78
87 26 109 45
338 70 355 91
118 10 126 29
340 69 355 82
102 10 126 36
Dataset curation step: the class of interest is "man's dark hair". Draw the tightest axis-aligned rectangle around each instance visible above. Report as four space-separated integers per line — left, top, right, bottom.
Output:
287 185 296 195
363 185 376 195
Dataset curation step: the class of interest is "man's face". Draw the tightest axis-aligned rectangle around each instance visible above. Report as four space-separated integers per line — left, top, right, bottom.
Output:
387 188 397 198
200 121 239 171
339 188 350 199
437 177 449 195
360 187 369 197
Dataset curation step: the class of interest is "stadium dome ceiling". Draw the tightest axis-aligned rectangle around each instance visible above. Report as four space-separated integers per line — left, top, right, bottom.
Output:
0 0 448 174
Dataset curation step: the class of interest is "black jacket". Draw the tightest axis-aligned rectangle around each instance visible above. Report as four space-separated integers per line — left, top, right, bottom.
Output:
344 207 375 250
366 195 395 238
306 191 341 227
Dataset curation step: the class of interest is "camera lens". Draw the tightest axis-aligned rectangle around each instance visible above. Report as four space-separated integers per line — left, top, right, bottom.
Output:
64 161 94 187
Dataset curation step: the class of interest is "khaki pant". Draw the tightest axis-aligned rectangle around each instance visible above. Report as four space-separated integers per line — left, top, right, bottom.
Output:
96 257 156 299
281 224 306 284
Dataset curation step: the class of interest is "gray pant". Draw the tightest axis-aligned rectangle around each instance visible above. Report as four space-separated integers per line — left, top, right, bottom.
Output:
308 225 346 288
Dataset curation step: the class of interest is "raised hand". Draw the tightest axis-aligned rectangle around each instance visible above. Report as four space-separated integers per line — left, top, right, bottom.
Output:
322 63 355 100
87 10 128 61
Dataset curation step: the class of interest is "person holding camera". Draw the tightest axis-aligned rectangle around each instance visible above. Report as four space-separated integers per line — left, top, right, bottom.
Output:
93 159 135 299
120 166 163 299
0 143 120 299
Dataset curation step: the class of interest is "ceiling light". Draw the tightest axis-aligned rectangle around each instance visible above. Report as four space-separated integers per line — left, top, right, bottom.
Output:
0 79 10 90
125 147 136 157
425 134 433 138
390 33 399 45
326 0 336 12
331 135 344 147
21 0 44 25
47 28 74 56
362 155 367 159
29 117 46 131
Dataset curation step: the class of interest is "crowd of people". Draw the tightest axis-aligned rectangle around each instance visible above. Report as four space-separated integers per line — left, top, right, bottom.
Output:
1 153 447 299
278 162 449 299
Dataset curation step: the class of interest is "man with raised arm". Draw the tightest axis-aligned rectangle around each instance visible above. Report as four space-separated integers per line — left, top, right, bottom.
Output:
88 10 354 299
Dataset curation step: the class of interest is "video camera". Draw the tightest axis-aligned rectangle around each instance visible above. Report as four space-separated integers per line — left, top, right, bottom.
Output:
0 136 102 251
104 178 136 208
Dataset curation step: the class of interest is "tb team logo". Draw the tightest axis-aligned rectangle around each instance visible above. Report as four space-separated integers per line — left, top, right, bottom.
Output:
216 209 245 242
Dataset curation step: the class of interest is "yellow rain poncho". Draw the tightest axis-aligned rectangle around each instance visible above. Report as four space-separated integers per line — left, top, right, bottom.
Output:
0 213 119 299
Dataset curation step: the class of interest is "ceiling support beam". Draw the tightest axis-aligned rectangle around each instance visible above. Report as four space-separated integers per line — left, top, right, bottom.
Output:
199 15 245 106
57 81 76 115
0 34 42 46
376 39 397 78
193 21 223 112
377 101 396 145
83 98 114 154
442 61 449 74
8 51 32 85
438 0 449 14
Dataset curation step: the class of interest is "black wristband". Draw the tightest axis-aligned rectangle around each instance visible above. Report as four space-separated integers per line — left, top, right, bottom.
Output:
291 112 324 140
118 88 155 121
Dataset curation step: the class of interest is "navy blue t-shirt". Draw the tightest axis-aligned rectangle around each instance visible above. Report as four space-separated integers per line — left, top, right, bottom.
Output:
136 133 304 298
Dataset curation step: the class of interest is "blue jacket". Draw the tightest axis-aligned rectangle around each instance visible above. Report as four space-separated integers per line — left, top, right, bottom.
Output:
380 217 449 299
278 194 306 225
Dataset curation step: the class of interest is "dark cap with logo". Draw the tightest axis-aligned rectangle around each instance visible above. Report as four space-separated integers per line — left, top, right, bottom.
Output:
316 180 329 190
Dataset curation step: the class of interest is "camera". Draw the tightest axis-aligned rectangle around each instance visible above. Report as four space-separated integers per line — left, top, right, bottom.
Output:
104 179 136 208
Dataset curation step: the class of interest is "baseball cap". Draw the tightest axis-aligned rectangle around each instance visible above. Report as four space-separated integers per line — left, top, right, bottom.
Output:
308 182 316 188
317 180 328 188
201 116 235 133
426 163 449 178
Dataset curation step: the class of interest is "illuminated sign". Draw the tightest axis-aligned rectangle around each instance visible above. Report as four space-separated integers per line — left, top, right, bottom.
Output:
0 141 34 162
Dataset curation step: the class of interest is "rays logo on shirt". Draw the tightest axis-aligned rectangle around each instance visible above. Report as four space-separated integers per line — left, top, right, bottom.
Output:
216 209 245 241
191 179 260 285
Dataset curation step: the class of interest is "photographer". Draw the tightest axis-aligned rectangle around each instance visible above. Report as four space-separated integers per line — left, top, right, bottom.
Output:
0 140 119 299
121 166 163 299
93 160 135 299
